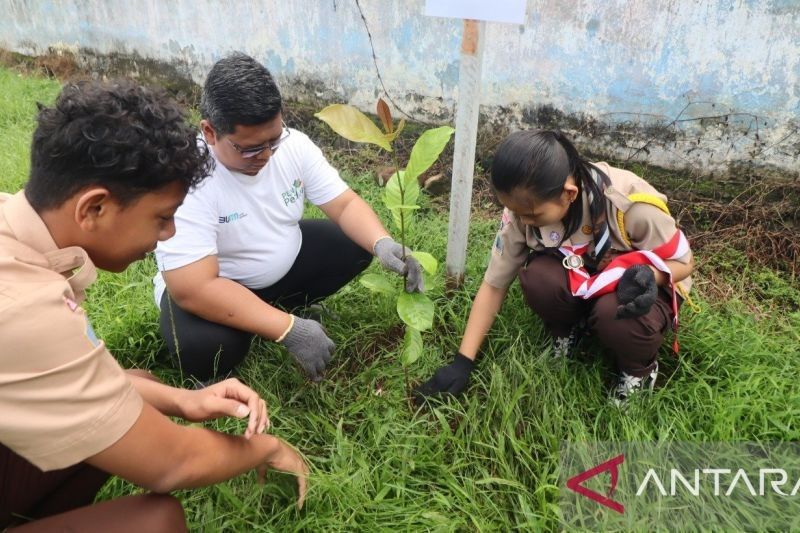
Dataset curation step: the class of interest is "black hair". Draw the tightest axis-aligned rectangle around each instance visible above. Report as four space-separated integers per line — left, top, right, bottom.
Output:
490 129 606 243
200 52 282 135
26 79 212 212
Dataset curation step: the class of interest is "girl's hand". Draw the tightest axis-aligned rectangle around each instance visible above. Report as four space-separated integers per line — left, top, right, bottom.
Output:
414 352 475 404
615 264 658 318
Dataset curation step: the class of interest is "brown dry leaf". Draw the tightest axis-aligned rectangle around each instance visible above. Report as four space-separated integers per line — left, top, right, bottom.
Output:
376 98 393 134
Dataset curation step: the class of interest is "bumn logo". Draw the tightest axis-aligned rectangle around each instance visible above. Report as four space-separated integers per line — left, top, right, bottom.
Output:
219 212 248 223
566 454 625 514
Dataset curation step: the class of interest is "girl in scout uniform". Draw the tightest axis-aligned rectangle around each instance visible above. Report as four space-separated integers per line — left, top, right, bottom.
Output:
416 129 694 403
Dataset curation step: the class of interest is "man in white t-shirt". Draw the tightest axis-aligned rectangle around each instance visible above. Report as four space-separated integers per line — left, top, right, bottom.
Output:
154 53 422 383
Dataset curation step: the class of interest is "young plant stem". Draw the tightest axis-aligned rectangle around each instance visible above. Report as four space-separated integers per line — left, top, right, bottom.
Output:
390 148 408 288
390 144 412 410
403 363 412 407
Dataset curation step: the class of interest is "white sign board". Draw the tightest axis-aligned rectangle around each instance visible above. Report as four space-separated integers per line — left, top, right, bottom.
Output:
424 0 526 24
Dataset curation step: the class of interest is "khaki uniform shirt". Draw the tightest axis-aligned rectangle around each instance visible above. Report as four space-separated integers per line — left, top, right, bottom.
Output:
0 191 143 471
484 162 693 293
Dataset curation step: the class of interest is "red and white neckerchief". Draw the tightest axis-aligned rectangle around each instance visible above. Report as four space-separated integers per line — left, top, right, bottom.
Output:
559 229 690 353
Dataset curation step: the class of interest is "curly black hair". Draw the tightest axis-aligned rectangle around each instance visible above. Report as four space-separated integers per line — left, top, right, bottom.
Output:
25 79 213 211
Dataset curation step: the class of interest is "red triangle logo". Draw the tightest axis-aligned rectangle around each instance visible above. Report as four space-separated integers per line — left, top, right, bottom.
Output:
566 454 625 514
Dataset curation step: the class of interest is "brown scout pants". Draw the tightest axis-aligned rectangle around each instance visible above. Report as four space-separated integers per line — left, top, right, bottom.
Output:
518 253 676 377
0 443 187 531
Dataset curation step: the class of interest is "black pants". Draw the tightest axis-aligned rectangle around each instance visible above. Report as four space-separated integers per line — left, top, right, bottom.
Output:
159 219 372 381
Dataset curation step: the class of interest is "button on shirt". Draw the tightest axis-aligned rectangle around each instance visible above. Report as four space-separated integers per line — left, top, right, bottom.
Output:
0 192 143 471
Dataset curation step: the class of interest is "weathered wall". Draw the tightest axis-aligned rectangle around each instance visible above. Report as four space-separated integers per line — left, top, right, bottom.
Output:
1 0 798 175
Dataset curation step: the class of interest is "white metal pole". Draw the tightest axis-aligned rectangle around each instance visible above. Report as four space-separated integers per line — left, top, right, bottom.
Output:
446 19 486 287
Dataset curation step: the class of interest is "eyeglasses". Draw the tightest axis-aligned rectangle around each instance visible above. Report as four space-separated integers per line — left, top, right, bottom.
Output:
225 122 291 158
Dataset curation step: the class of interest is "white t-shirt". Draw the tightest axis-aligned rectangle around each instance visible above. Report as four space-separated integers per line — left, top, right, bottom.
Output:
153 129 349 305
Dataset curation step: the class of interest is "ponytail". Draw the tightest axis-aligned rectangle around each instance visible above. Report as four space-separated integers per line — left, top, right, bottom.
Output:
551 131 607 243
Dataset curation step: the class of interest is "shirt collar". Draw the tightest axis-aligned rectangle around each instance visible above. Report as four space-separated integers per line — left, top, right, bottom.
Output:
532 188 593 248
1 191 98 298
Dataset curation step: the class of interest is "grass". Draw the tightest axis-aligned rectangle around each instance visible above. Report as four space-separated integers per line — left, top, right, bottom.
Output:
2 67 800 531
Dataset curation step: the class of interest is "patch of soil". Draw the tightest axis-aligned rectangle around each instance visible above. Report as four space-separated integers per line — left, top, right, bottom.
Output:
336 323 405 380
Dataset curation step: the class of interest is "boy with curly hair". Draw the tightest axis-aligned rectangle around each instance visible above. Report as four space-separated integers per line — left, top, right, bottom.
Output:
0 79 306 532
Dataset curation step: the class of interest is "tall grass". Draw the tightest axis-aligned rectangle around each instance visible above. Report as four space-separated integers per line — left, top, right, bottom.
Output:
2 68 798 531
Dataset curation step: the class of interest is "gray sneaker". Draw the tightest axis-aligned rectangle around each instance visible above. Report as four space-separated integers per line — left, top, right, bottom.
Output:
552 335 574 358
612 363 658 406
551 320 587 359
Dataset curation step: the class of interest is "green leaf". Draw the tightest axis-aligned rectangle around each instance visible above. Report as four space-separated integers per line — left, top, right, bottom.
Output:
411 251 438 274
359 273 396 295
384 170 403 208
400 172 421 212
384 170 419 232
315 104 392 151
397 292 434 331
404 126 455 184
401 326 423 366
474 477 528 490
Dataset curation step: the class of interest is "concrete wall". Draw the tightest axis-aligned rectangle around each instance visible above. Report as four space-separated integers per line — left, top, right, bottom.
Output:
2 0 798 175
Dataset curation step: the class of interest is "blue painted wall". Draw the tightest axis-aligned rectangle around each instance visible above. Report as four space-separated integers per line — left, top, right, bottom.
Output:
1 0 797 174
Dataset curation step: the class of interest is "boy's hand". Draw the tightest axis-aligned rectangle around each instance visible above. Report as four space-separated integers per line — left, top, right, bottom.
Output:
178 378 269 438
257 437 309 509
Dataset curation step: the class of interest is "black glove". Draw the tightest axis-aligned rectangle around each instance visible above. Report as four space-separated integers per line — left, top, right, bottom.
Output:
414 352 474 404
616 264 658 319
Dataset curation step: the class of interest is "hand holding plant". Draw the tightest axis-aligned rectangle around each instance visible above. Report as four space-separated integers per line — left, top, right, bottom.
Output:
373 236 424 293
315 99 453 385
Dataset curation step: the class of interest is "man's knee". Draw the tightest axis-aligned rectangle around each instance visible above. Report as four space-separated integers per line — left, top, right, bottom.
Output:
8 494 187 533
353 245 373 272
333 236 372 283
175 334 252 382
159 296 252 380
588 293 618 331
167 327 250 360
591 293 665 339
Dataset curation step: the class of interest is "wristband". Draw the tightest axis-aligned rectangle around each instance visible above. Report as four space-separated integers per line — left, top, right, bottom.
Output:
275 314 295 343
